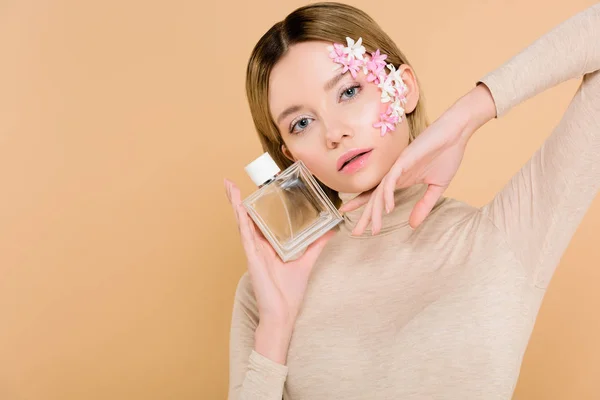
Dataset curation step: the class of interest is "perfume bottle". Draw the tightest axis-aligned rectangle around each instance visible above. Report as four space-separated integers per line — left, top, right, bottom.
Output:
243 152 343 262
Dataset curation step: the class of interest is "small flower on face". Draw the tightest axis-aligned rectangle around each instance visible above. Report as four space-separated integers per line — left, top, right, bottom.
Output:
361 55 371 75
389 98 406 119
340 56 363 78
366 49 387 73
343 37 366 60
387 65 407 90
378 75 396 103
366 72 380 84
327 43 345 62
373 111 399 137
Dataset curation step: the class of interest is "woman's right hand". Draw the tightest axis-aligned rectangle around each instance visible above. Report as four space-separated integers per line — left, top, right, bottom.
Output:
224 178 335 331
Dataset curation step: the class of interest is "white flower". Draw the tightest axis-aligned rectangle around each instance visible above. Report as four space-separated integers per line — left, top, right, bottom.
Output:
381 91 393 103
387 64 408 94
361 54 371 75
389 98 405 117
343 37 366 60
378 75 396 103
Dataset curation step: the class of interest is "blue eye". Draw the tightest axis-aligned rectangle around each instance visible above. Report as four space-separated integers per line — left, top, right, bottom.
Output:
290 117 313 134
340 84 361 101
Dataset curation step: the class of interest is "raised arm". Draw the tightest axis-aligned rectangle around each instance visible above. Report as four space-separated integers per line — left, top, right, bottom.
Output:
479 3 600 288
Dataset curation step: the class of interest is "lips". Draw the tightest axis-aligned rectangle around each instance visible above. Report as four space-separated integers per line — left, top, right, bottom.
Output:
337 148 373 171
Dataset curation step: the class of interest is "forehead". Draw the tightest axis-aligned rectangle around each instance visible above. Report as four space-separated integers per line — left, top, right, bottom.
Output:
268 41 337 115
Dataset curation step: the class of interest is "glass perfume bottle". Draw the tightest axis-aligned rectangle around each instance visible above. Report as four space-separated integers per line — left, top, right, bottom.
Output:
243 152 343 262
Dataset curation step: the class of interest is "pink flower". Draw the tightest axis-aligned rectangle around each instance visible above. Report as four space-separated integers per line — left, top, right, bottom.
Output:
366 49 387 74
373 111 399 136
328 43 345 62
367 72 380 84
367 70 387 85
340 57 363 78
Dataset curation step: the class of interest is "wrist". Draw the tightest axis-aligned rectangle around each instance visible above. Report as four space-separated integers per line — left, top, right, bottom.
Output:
254 320 295 365
455 82 497 140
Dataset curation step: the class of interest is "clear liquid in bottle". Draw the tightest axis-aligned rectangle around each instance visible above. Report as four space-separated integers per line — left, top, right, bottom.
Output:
243 153 342 262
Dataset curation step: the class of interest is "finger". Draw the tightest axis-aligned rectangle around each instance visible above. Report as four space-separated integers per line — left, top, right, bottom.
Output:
371 186 385 235
238 200 274 258
255 233 277 259
225 179 242 222
224 178 233 203
227 182 259 254
338 191 372 213
235 203 259 256
352 194 375 236
409 184 445 229
302 229 336 263
382 167 402 214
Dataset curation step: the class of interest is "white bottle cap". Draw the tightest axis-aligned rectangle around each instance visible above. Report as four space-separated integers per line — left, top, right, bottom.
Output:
245 152 281 186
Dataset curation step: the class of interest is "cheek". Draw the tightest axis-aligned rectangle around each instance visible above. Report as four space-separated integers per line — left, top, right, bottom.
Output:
292 151 327 176
283 143 335 186
353 85 386 131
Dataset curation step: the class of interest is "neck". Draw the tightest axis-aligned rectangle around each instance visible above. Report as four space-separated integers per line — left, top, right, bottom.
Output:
338 184 436 237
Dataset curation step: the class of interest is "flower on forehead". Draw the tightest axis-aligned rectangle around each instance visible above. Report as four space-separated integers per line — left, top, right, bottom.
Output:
340 56 363 78
327 43 345 62
342 37 366 60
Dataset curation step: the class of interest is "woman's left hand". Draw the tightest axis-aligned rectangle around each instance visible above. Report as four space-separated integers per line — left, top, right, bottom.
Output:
340 84 496 235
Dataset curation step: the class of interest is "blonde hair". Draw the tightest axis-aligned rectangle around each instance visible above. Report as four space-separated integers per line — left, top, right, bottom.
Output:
245 2 429 207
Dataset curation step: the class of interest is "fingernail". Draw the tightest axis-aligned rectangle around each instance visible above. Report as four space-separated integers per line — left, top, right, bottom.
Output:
385 206 390 214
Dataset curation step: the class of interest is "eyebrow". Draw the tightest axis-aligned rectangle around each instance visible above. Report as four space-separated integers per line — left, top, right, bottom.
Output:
275 72 347 125
323 71 345 92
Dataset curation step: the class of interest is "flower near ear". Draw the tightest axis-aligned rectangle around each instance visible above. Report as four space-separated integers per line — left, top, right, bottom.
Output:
378 76 397 103
327 36 408 137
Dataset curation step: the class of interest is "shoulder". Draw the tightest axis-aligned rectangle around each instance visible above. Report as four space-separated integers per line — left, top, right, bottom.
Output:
235 271 253 299
234 272 257 308
429 197 479 224
425 196 504 235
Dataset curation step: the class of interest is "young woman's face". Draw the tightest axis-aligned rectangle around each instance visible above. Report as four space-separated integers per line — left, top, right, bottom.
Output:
268 40 419 194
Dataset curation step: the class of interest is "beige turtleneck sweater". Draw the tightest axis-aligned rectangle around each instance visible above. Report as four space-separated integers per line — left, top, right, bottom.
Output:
228 4 600 399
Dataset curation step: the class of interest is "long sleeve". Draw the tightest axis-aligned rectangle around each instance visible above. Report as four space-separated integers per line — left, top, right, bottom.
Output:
479 3 600 288
228 272 288 399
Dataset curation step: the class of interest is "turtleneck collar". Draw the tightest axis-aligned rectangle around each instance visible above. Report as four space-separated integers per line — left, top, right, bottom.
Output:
338 184 442 238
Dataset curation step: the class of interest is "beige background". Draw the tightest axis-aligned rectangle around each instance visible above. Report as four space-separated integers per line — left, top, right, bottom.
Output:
0 0 598 399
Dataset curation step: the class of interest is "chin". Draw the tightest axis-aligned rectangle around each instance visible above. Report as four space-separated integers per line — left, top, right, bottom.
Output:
330 167 386 194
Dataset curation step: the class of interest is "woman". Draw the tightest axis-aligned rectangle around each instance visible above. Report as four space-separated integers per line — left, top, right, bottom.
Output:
224 2 600 399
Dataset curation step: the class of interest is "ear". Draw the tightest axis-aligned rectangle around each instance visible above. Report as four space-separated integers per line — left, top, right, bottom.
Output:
399 64 420 114
281 144 296 162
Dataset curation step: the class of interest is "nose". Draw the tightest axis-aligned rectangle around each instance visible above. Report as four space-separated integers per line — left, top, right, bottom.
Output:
324 119 354 149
